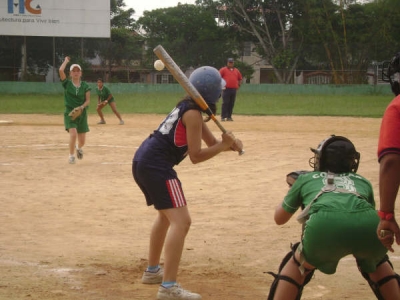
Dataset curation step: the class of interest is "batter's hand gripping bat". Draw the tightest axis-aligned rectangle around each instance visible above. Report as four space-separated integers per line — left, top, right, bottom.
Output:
153 45 245 155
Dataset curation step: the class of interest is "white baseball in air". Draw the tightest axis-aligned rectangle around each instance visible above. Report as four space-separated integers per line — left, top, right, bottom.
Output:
154 60 165 71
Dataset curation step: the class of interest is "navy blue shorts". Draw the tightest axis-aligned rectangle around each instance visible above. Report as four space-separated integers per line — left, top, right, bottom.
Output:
132 161 187 210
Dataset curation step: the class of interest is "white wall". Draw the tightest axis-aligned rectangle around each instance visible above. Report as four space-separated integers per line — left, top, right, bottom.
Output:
0 0 110 37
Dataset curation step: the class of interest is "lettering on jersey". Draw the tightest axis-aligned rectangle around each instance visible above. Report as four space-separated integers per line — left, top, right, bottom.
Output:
331 176 356 192
313 172 357 192
159 108 180 135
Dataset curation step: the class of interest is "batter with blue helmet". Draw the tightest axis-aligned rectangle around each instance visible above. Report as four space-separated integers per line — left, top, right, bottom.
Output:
132 66 243 300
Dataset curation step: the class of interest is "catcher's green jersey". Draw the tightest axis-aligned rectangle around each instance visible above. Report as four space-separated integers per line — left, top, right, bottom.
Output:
61 79 91 111
282 171 375 214
96 85 115 103
283 171 386 274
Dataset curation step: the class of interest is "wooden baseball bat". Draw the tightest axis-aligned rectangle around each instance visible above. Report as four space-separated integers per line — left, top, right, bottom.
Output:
153 45 244 155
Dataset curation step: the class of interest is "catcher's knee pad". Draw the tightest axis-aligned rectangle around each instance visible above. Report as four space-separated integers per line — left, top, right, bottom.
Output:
359 255 400 300
267 242 315 300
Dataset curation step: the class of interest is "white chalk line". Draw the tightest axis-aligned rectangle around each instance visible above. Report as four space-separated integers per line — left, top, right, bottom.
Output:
0 143 131 149
101 162 132 165
0 259 83 290
0 143 135 166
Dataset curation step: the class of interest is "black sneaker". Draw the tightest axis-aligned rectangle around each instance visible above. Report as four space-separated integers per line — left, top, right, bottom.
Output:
227 118 234 121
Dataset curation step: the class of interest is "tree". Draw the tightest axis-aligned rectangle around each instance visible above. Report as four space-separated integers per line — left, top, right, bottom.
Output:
212 0 306 83
92 0 143 82
299 0 400 83
111 0 137 30
137 4 241 70
211 0 400 84
363 0 400 61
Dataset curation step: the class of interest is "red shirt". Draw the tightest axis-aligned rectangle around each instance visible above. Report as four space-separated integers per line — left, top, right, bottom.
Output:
219 67 242 89
378 95 400 161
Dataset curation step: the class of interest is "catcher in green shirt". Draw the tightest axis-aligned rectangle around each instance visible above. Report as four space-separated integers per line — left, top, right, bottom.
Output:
95 78 124 125
59 56 90 164
267 135 400 300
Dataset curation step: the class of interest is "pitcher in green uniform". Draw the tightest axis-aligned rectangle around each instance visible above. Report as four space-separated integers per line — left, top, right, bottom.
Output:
59 57 90 164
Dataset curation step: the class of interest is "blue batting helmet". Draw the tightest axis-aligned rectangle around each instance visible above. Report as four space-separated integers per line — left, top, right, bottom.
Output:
189 66 226 105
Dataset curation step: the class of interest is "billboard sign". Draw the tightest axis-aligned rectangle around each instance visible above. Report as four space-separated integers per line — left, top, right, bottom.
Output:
0 0 110 37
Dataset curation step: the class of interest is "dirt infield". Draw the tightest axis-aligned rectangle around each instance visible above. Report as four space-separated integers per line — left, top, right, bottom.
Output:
0 113 398 300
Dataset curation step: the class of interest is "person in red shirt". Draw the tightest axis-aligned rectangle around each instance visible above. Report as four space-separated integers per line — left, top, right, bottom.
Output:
377 52 400 252
219 58 243 121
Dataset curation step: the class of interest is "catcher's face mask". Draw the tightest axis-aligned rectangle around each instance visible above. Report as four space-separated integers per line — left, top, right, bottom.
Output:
382 52 400 96
309 135 360 173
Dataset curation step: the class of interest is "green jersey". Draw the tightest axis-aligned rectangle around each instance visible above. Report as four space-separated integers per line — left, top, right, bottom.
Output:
61 79 91 111
282 171 386 275
96 85 115 103
282 171 375 214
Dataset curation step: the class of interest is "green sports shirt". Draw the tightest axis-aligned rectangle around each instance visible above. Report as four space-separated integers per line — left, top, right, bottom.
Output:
96 85 115 103
282 171 375 214
61 79 91 111
283 171 387 274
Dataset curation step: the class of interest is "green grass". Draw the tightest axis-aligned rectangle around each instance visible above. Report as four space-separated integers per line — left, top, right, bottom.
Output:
233 94 391 117
0 92 392 117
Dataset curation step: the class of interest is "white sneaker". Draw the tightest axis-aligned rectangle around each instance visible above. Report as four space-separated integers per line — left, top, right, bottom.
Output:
157 284 202 300
119 120 124 125
69 156 75 164
97 120 106 124
141 267 163 284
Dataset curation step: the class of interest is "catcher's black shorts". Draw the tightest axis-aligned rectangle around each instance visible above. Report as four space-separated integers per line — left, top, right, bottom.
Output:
132 161 187 210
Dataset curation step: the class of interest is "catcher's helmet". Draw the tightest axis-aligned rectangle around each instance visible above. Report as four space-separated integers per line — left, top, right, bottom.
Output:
189 66 226 105
309 135 360 173
382 52 400 96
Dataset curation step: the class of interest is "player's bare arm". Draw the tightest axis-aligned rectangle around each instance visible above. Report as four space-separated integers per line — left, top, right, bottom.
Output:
59 56 70 81
377 154 400 251
184 109 233 164
274 204 293 225
201 117 241 152
379 154 400 212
